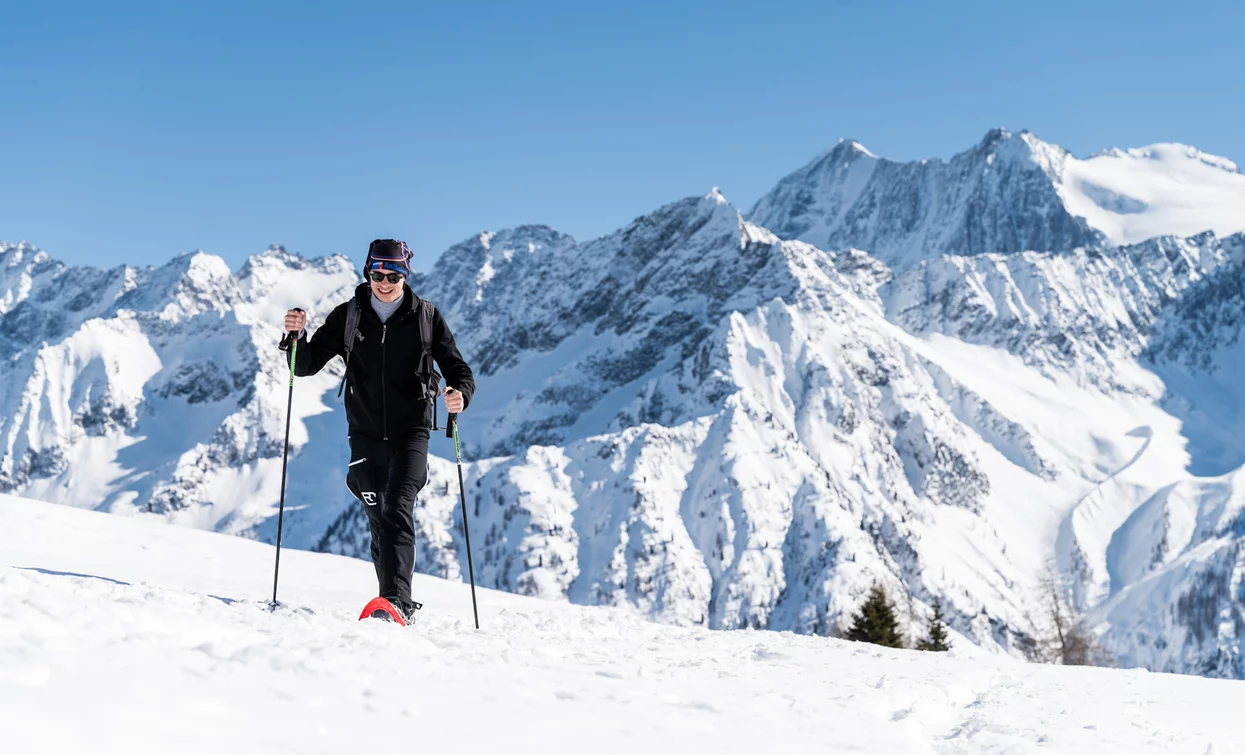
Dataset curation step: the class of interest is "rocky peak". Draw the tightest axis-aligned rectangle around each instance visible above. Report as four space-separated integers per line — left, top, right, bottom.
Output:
419 225 576 323
112 250 240 321
748 128 1105 268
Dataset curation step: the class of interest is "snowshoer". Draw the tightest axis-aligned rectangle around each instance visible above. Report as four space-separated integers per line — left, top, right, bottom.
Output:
280 239 475 624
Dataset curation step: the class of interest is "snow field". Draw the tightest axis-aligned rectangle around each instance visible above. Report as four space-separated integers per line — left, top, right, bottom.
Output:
3 494 1245 754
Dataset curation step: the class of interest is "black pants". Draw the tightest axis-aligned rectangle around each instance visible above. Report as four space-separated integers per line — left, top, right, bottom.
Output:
345 429 430 610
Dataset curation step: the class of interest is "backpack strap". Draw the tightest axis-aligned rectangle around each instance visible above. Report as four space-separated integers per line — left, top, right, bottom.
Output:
336 299 362 398
416 298 443 423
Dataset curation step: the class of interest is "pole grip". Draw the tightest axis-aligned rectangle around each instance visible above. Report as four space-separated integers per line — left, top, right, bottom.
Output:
280 308 307 350
446 413 457 439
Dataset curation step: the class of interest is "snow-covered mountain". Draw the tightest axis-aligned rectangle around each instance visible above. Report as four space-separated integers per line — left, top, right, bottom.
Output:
0 243 360 547
749 128 1245 269
5 129 1245 680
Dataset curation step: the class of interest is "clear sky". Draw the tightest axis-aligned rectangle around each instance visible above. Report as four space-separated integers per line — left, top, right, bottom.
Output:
3 0 1242 273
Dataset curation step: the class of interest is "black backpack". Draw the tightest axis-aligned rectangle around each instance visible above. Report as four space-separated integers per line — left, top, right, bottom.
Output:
336 296 443 423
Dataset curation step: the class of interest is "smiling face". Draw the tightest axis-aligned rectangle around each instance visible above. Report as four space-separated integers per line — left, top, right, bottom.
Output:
369 271 405 302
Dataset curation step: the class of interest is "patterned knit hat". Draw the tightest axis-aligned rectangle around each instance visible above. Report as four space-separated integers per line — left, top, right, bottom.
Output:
365 239 412 280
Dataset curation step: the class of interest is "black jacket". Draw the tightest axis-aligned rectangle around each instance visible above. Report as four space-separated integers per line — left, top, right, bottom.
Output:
282 284 475 441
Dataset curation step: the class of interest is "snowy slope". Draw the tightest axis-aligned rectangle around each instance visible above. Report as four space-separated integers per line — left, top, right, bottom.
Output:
1059 143 1245 247
5 493 1245 755
749 129 1245 268
1091 468 1245 679
882 230 1245 664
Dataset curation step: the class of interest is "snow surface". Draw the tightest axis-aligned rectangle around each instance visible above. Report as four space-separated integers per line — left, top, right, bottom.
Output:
1059 142 1245 247
4 492 1245 755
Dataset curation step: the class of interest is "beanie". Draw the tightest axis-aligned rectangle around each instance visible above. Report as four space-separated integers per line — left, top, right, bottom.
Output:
365 239 412 280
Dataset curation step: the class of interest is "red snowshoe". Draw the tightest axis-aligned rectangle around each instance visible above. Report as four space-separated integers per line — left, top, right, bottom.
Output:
358 597 422 626
359 597 407 626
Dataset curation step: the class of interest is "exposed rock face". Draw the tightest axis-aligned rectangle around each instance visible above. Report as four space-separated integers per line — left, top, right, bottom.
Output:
748 130 1105 269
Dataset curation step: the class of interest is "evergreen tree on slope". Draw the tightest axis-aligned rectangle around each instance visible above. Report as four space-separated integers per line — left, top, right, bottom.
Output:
847 584 905 648
916 597 952 652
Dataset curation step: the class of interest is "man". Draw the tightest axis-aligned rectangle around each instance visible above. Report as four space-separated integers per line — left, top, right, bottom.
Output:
281 238 474 623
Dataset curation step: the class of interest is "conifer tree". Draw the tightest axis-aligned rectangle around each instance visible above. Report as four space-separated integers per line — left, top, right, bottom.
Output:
846 584 904 648
916 597 952 652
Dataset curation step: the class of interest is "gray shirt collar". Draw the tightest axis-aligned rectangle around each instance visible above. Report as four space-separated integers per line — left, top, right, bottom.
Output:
370 292 403 324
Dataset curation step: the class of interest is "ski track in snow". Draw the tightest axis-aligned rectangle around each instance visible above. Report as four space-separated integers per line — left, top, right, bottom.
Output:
3 495 1245 755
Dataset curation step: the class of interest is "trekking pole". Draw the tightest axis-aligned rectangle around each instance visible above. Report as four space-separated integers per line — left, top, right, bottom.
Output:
270 310 303 610
447 406 480 629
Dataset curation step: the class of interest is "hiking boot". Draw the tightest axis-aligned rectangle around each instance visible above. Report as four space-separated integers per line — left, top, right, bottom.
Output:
385 596 423 624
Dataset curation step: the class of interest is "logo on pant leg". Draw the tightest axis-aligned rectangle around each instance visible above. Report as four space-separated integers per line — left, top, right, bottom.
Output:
362 491 377 506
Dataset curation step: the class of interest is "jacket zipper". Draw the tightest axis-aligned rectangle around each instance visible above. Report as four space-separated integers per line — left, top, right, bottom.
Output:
381 323 389 440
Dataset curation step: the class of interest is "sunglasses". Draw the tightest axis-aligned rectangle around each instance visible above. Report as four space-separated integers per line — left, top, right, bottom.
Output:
369 271 404 284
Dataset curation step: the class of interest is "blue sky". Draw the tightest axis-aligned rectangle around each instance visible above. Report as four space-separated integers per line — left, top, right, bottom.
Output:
2 0 1242 273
